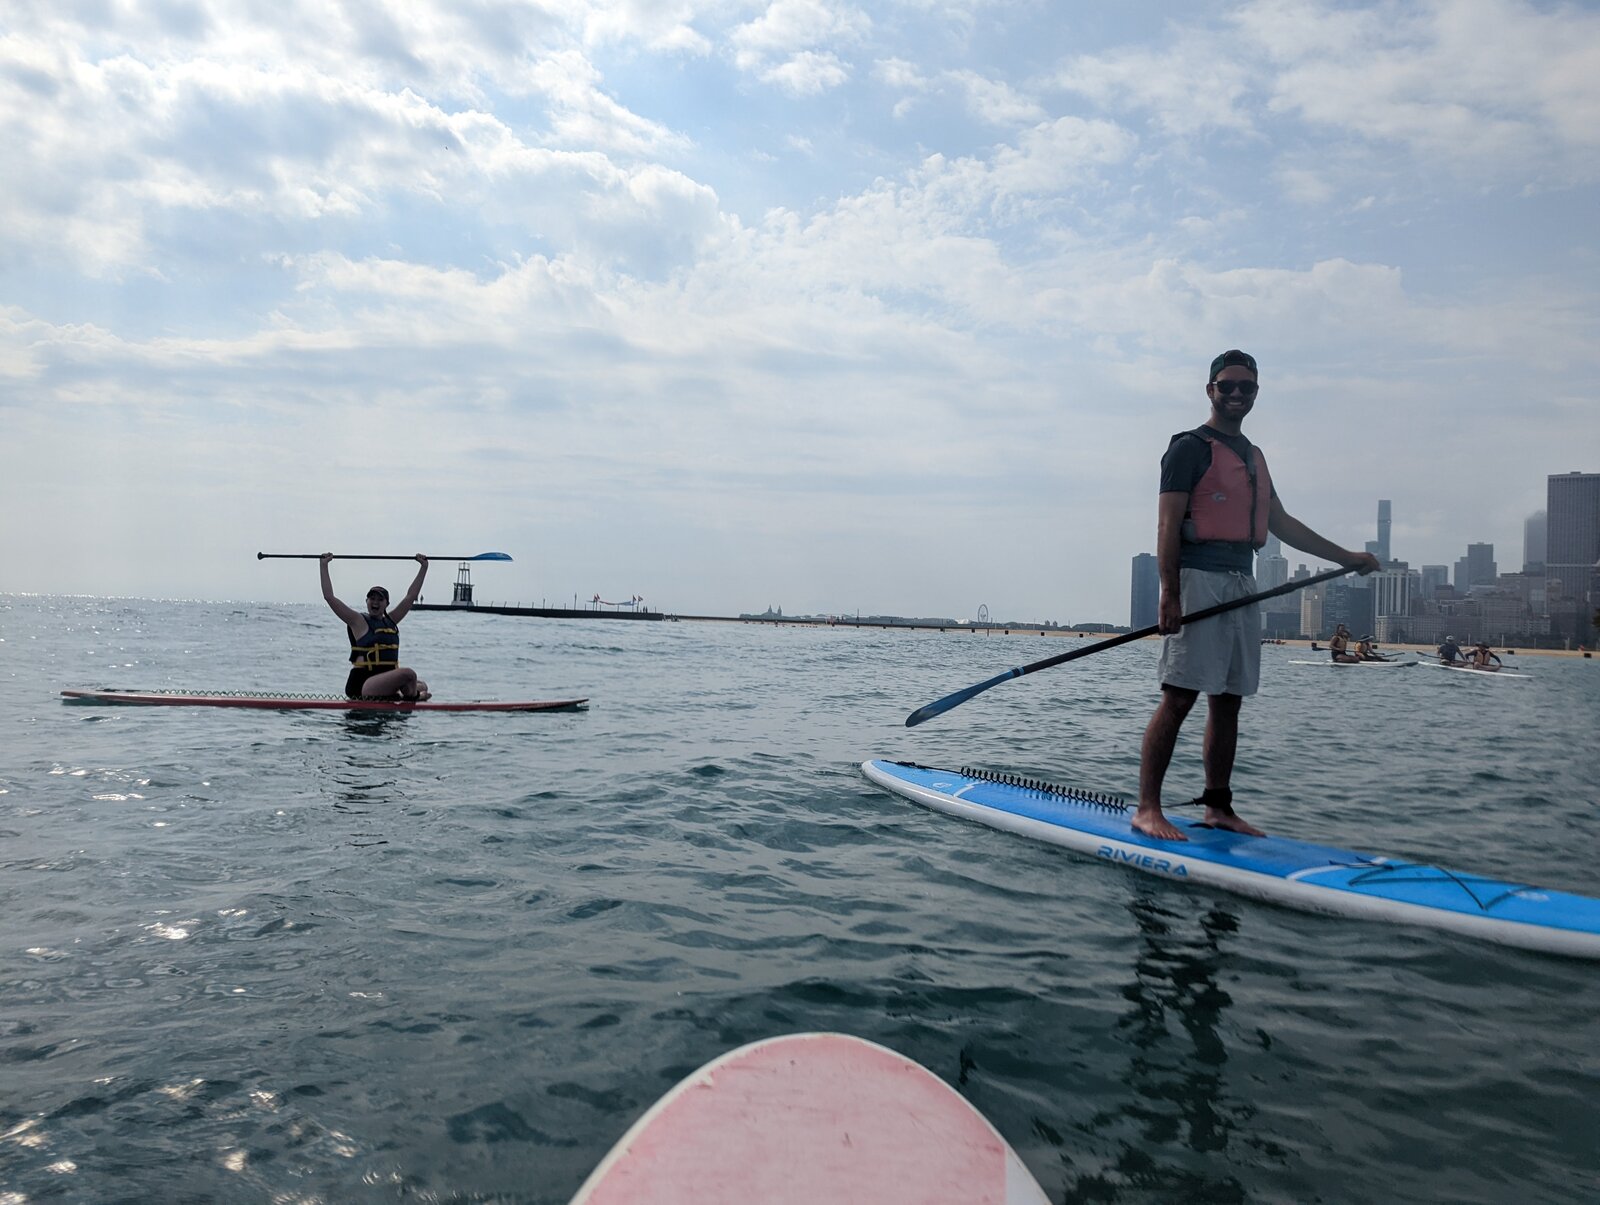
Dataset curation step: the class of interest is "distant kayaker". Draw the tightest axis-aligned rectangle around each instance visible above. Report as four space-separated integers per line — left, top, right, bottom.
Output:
320 553 431 700
1135 349 1379 842
1437 635 1464 664
1328 624 1361 664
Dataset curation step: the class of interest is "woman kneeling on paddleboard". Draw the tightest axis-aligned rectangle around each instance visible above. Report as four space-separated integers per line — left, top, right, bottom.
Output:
320 553 431 701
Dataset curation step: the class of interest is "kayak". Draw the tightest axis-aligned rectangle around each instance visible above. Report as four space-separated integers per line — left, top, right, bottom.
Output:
1286 659 1412 668
1415 662 1528 679
567 1032 1048 1205
61 689 587 712
861 759 1600 960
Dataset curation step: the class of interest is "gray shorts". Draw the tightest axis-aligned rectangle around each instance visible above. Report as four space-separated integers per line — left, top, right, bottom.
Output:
1157 568 1261 697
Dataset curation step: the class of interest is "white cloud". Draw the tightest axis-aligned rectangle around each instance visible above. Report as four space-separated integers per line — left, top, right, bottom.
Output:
0 28 700 280
579 0 715 55
1255 0 1600 183
874 58 1047 128
730 0 870 77
873 56 926 91
945 69 1046 126
1053 39 1256 137
528 49 690 154
760 50 850 96
1276 166 1336 206
1047 0 1600 192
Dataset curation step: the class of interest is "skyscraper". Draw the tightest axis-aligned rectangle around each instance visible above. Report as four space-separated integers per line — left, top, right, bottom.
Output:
1257 532 1288 589
1463 543 1497 590
1377 499 1391 563
1257 549 1289 590
1130 553 1159 629
1523 509 1547 573
1372 568 1412 619
1323 582 1374 636
1300 584 1324 638
1546 473 1599 593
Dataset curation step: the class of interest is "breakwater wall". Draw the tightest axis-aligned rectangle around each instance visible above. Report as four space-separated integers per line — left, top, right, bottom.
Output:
413 603 663 621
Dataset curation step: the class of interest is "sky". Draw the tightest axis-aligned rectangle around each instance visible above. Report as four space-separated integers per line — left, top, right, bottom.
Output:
3 0 1599 623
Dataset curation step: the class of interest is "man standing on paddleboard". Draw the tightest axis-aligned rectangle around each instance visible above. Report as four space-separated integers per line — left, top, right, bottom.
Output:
1134 351 1378 842
320 553 432 701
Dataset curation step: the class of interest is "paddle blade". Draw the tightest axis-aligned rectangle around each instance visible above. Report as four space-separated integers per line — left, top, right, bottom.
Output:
905 669 1020 727
468 552 513 561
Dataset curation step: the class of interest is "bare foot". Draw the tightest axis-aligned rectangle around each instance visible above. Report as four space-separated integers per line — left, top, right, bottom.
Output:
1131 805 1188 842
1204 808 1265 836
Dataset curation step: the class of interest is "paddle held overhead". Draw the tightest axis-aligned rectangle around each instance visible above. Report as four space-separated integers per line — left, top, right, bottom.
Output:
258 551 513 562
905 564 1355 727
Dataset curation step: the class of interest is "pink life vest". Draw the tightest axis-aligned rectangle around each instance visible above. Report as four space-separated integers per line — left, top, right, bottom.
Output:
1182 430 1272 547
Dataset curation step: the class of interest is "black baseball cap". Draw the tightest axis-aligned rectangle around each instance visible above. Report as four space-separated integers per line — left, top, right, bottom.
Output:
1209 349 1258 380
367 586 389 601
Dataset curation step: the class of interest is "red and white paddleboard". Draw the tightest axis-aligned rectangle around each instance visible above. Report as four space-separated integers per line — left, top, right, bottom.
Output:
61 689 587 712
568 1032 1049 1205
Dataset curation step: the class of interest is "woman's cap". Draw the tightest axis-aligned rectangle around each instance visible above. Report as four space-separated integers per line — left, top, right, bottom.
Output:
367 586 389 601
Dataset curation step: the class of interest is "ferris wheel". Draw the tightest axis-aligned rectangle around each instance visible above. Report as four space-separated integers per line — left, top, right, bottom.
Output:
976 604 990 625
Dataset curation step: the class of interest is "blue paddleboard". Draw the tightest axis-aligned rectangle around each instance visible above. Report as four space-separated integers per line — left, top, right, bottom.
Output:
862 760 1600 960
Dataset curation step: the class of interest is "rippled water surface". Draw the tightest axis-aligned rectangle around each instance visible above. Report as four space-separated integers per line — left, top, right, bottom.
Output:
3 595 1598 1203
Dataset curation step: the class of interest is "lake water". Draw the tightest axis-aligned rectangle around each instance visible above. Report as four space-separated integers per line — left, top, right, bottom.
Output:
2 595 1597 1203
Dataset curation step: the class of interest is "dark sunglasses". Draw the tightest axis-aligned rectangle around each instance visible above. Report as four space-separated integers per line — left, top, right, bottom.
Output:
1211 380 1259 397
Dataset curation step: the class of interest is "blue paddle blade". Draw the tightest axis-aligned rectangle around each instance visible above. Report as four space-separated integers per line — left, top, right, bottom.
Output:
469 552 513 561
905 669 1022 727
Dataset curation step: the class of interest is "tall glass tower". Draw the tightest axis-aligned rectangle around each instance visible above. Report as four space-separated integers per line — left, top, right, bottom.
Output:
1546 472 1600 609
1130 553 1159 629
1464 543 1497 589
1523 510 1547 572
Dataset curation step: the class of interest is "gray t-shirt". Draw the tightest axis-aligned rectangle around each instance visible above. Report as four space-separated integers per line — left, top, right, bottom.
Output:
1159 427 1276 574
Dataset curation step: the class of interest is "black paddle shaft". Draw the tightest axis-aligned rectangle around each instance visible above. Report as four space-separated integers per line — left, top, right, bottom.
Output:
905 564 1356 726
256 552 513 562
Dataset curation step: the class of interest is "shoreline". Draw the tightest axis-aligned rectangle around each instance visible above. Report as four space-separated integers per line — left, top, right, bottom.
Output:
683 616 1593 659
1263 639 1589 660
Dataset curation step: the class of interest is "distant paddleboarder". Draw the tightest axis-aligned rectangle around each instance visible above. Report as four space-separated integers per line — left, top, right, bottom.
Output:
320 553 431 700
1466 641 1502 671
1328 623 1361 664
1135 349 1379 842
1355 635 1388 661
